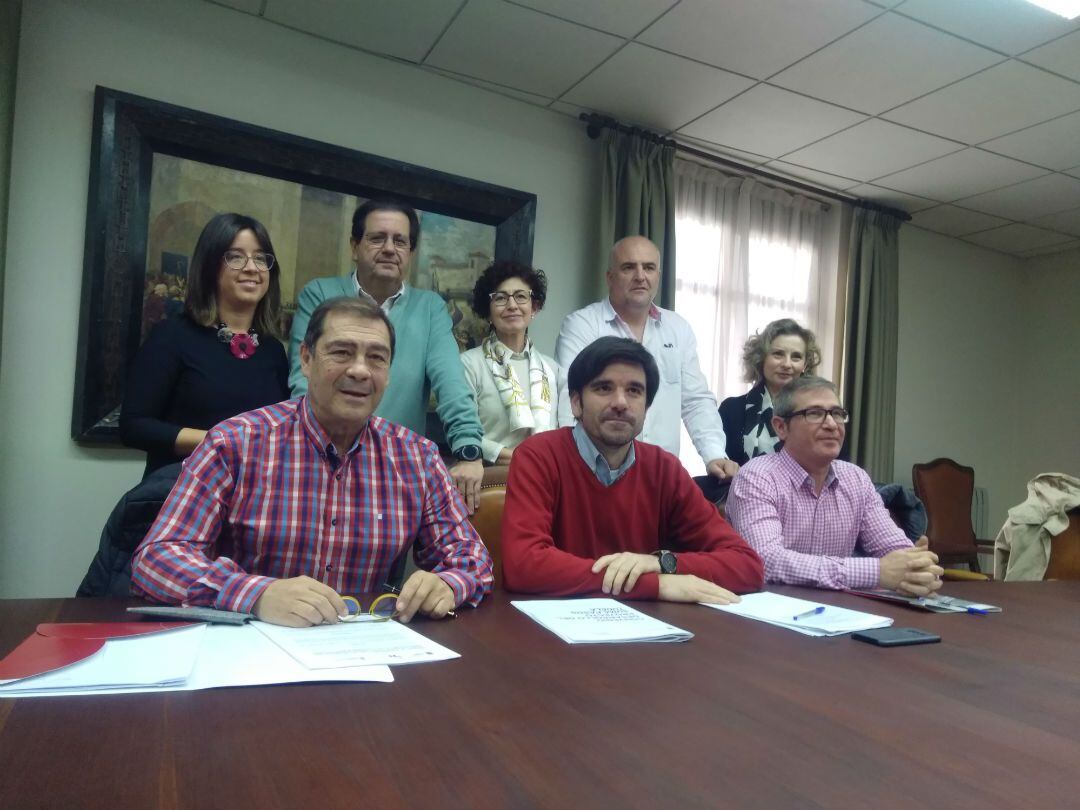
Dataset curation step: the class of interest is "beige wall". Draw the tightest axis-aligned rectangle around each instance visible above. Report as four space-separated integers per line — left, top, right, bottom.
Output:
1016 248 1080 484
0 0 596 597
892 226 1080 535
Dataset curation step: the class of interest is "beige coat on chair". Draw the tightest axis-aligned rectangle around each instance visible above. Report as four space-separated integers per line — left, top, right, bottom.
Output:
994 473 1080 581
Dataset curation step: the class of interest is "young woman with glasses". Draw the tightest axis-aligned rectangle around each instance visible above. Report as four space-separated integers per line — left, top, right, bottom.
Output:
120 213 290 476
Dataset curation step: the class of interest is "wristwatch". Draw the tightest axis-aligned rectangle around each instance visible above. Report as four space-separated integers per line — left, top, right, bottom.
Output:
452 444 482 462
654 550 677 574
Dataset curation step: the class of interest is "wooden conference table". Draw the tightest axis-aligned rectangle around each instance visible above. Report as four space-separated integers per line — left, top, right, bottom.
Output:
1 582 1078 810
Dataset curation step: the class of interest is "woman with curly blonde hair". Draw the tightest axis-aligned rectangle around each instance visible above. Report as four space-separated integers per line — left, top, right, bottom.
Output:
718 318 820 465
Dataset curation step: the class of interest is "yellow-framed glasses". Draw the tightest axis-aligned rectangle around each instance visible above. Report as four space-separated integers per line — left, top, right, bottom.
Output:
341 592 399 622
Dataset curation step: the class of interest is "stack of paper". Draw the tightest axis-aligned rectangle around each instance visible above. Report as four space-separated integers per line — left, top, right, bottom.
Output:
512 598 693 644
0 615 464 698
703 592 893 637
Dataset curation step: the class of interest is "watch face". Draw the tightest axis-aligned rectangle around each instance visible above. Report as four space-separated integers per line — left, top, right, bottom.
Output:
456 445 481 462
659 551 677 574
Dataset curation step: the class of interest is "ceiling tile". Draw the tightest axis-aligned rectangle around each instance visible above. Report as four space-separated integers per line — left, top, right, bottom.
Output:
909 204 1012 237
1070 167 1080 180
677 84 865 158
762 160 861 191
1021 29 1080 81
509 0 676 38
771 13 1001 114
883 60 1080 143
263 0 459 62
897 0 1080 55
425 0 621 97
963 223 1075 253
782 119 961 181
955 173 1080 220
980 111 1080 171
847 184 937 213
1028 206 1080 238
207 0 264 14
564 44 754 132
873 148 1047 200
637 0 878 79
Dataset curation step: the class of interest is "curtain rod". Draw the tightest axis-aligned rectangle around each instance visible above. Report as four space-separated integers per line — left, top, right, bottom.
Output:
580 113 911 222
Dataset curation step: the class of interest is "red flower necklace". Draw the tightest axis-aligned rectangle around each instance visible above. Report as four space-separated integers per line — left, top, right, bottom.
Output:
216 323 259 359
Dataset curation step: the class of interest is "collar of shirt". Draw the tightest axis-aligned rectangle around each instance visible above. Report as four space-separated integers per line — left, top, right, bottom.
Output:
298 395 369 464
352 272 406 312
601 297 661 340
492 337 531 361
777 447 838 496
572 422 636 486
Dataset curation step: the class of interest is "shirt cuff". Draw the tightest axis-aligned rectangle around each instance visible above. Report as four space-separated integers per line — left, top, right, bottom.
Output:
215 573 275 614
846 558 884 590
436 570 473 607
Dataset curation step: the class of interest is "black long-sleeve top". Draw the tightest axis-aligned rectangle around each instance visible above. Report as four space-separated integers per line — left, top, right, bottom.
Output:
119 315 290 475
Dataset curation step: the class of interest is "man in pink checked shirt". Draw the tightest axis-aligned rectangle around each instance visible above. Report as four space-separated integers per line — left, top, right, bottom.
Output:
131 297 493 626
726 376 943 595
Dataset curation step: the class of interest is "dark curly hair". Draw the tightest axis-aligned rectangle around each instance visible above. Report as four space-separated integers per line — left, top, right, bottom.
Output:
471 260 547 321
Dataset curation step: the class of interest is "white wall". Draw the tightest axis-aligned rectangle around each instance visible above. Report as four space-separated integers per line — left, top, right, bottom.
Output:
0 0 597 597
894 226 1030 533
1017 248 1080 483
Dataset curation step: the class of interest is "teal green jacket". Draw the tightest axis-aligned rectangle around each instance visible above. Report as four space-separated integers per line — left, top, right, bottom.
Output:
288 273 482 453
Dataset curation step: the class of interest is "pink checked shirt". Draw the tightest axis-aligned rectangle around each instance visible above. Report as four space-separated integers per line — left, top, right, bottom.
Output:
131 398 493 613
726 449 911 589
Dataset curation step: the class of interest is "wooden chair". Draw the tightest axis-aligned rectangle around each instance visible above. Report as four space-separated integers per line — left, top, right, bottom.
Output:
1044 510 1080 581
468 484 507 587
912 458 992 575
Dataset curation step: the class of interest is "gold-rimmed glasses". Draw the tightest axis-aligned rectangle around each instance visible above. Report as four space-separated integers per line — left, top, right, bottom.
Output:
341 592 399 622
223 249 275 272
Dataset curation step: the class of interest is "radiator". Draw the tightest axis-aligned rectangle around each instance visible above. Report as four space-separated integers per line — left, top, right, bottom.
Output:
972 486 990 539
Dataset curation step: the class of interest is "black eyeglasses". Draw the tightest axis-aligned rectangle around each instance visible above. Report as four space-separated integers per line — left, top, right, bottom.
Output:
786 407 850 424
223 250 275 272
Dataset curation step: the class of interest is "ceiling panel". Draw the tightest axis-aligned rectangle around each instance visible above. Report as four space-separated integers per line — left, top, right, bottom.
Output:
964 223 1075 253
873 148 1047 200
423 66 554 105
264 0 461 62
637 0 879 79
1021 29 1080 82
782 118 961 181
883 60 1080 143
1029 206 1080 238
425 0 621 97
980 111 1080 171
896 0 1080 55
1019 238 1080 258
845 183 937 213
564 44 754 132
208 0 264 13
909 204 1012 237
677 84 865 159
509 0 677 38
1070 167 1080 179
770 12 1001 114
955 172 1080 220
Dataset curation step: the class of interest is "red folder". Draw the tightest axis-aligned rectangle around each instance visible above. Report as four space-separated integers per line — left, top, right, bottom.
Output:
0 622 195 682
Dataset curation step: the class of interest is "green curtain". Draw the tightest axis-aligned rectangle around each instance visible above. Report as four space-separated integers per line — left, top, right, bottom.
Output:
843 207 901 482
596 128 676 306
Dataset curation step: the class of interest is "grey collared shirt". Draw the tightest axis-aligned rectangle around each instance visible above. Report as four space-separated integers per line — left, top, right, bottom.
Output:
572 423 636 486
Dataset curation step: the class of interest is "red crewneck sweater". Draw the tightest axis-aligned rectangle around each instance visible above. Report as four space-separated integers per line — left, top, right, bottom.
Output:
502 428 763 599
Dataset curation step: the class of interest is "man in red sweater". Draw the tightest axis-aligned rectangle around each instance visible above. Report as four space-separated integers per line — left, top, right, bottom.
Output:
502 337 763 602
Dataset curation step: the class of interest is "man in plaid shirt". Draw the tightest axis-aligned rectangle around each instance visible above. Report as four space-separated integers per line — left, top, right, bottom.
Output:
131 297 493 626
726 376 943 595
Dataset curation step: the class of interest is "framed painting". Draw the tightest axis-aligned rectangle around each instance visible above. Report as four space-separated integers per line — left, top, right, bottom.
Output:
73 86 536 443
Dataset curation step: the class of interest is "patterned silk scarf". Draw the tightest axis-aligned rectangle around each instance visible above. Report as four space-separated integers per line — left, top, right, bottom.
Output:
742 384 783 460
482 334 554 434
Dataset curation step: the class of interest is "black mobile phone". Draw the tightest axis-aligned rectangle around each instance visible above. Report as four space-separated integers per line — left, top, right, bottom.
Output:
852 627 941 647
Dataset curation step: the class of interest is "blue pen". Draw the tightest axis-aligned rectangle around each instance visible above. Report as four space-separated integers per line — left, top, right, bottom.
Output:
966 607 988 615
793 606 826 621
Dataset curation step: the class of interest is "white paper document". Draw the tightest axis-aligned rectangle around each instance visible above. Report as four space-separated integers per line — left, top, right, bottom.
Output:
704 592 893 637
0 623 395 698
252 617 460 668
512 598 693 644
